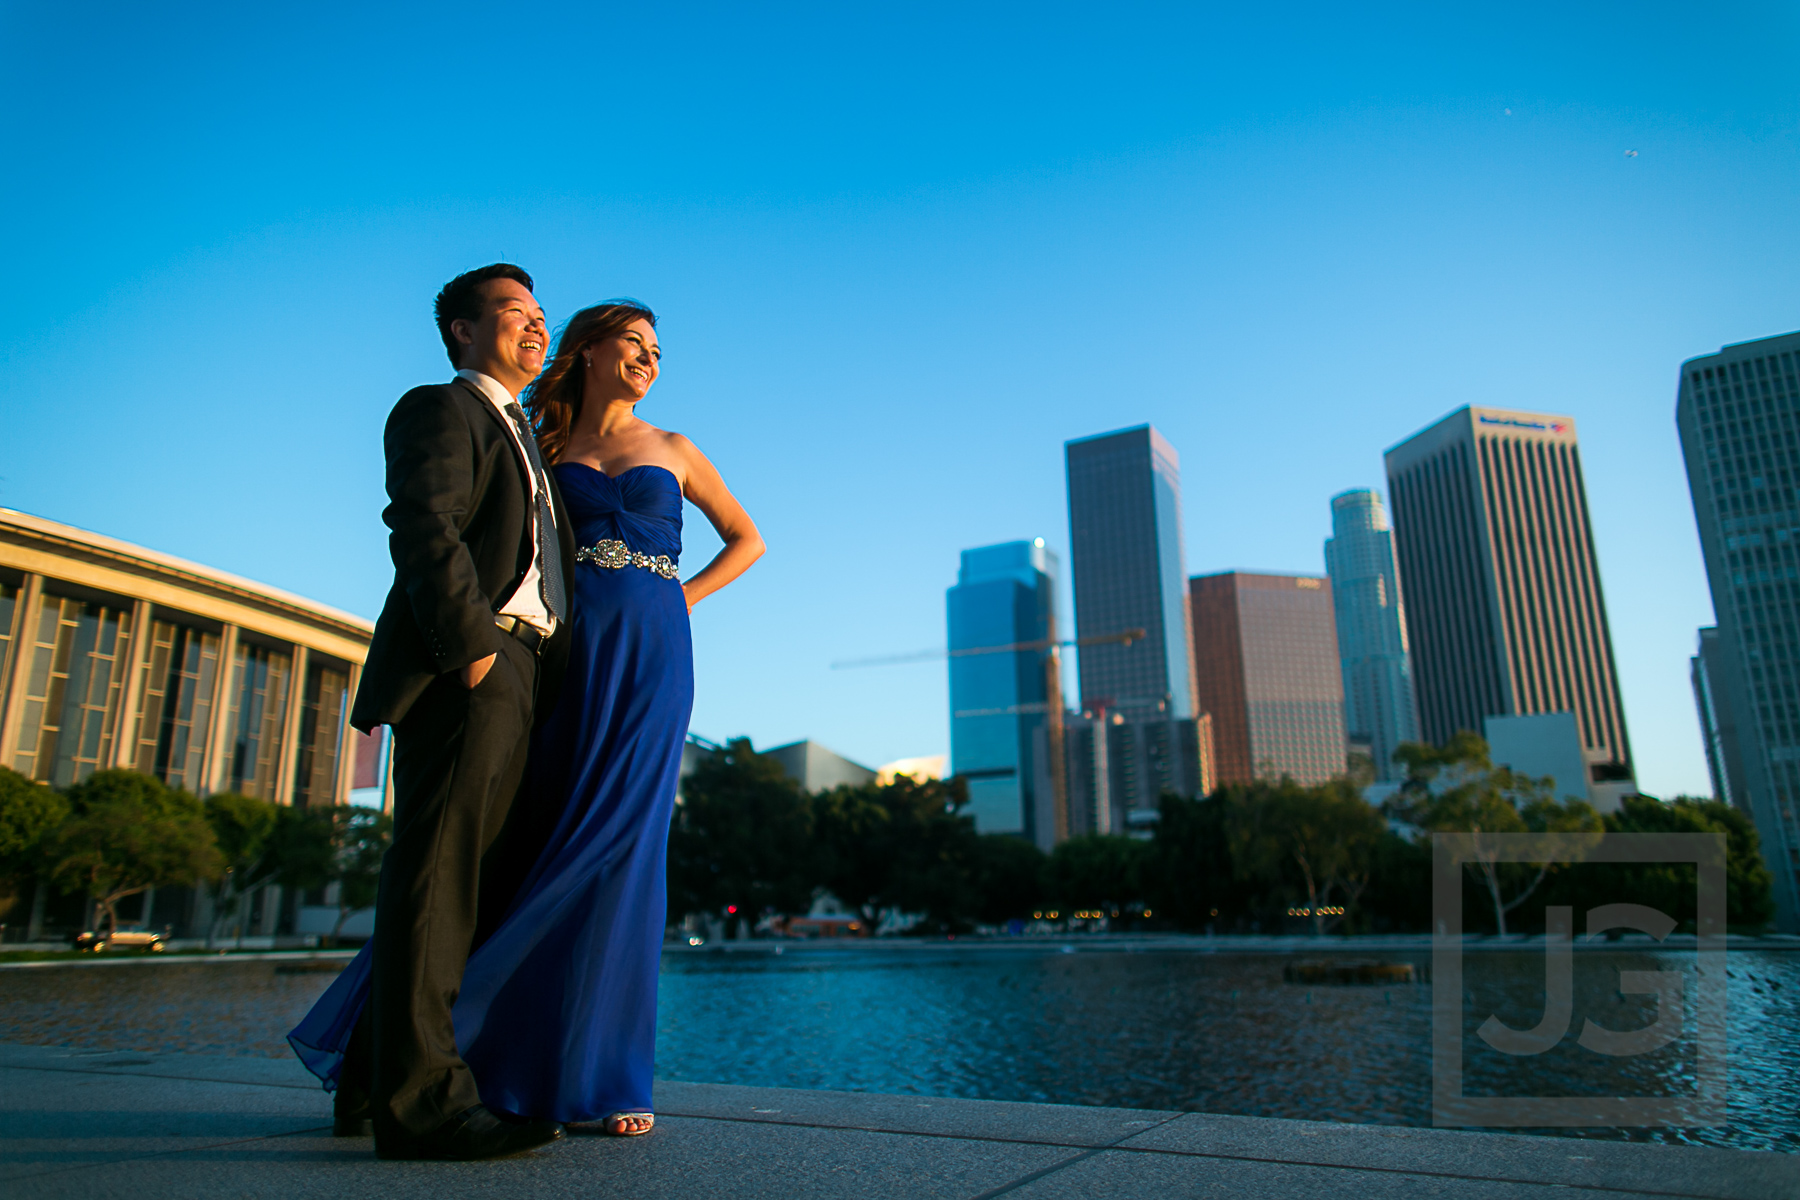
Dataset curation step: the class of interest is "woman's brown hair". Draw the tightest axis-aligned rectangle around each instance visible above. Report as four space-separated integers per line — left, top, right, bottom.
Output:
522 300 658 463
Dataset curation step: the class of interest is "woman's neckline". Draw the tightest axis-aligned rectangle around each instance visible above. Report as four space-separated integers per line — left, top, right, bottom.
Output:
555 461 680 485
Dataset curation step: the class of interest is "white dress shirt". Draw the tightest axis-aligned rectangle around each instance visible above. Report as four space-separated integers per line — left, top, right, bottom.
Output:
457 369 557 636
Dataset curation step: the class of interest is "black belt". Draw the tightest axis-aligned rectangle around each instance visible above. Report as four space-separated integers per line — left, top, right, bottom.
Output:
495 614 551 655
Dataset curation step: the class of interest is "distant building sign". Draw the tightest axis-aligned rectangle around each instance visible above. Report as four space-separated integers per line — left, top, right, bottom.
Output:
1478 414 1568 434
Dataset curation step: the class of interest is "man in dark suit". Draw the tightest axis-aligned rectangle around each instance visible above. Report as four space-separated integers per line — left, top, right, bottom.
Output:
340 263 576 1161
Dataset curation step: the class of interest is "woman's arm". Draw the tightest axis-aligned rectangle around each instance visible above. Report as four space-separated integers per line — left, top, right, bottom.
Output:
674 435 764 612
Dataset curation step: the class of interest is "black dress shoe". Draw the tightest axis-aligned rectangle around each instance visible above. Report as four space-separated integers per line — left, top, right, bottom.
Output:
375 1104 564 1161
333 1089 371 1137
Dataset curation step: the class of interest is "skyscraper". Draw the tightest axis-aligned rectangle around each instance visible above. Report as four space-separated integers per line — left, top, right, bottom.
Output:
1065 426 1195 721
1689 627 1744 812
1676 330 1800 931
947 539 1060 840
1384 407 1633 796
1053 710 1211 837
1324 489 1420 781
1190 571 1347 785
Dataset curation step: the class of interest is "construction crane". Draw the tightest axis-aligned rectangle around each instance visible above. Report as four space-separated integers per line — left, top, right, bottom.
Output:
831 626 1146 843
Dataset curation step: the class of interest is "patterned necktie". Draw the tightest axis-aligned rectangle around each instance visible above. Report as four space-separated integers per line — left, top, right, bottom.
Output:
503 402 566 623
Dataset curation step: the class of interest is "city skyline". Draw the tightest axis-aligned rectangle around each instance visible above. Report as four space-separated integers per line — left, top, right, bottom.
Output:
2 7 1794 796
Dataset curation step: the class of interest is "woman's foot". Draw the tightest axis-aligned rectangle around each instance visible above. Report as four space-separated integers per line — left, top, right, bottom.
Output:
602 1112 654 1137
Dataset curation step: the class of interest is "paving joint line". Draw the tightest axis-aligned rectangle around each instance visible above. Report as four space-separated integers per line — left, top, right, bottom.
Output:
0 1061 319 1091
1092 1139 1756 1200
963 1111 1187 1200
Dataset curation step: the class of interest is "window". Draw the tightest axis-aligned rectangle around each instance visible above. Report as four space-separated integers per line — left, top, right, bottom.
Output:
225 640 292 799
0 580 16 695
12 593 135 786
132 617 221 793
292 659 349 807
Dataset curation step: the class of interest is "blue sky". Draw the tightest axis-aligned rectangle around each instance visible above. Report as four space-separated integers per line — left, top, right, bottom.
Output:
1 3 1795 795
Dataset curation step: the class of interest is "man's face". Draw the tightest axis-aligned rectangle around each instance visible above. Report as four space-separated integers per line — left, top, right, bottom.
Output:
452 278 547 387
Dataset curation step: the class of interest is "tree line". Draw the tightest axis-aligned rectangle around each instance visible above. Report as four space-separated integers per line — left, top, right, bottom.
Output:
0 766 389 945
670 734 1776 936
1 731 1777 946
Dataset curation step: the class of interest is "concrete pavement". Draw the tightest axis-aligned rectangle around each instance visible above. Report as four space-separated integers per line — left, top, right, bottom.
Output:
1 1040 1794 1199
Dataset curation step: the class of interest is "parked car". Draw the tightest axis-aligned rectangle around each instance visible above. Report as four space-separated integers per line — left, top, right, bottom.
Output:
71 928 168 953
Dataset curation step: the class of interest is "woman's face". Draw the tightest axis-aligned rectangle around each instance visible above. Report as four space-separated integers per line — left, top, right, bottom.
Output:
587 318 660 400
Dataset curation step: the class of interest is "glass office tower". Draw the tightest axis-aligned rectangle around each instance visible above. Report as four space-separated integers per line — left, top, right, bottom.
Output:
1676 330 1800 932
947 539 1060 839
1324 489 1420 781
1065 426 1195 720
1190 571 1347 786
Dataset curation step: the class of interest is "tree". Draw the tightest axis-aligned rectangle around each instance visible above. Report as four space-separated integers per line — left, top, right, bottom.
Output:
967 834 1046 925
324 806 391 944
1045 834 1150 917
814 774 977 934
46 770 222 939
1388 733 1602 935
1140 791 1235 930
0 767 69 889
204 794 342 947
1223 777 1384 935
204 792 279 947
1596 794 1775 930
667 738 815 934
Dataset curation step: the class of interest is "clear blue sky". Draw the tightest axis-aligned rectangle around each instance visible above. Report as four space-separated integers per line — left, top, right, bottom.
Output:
2 3 1796 796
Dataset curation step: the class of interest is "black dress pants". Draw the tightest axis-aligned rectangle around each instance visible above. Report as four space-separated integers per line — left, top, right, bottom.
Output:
366 635 538 1136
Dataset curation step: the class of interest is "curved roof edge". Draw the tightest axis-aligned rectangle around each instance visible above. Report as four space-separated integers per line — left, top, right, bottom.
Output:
0 507 374 639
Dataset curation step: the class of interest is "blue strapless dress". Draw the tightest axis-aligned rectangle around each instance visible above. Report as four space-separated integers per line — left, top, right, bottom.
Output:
289 462 694 1121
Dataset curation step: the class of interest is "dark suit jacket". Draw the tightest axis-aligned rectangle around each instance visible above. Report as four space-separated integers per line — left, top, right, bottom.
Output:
351 377 576 732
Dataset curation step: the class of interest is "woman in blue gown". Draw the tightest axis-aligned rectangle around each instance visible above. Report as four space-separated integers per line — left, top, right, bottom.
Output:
291 301 764 1136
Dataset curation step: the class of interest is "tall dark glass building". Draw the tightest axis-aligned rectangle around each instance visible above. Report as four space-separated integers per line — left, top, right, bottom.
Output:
947 539 1060 840
1384 407 1633 795
1676 330 1800 932
1324 489 1420 781
1065 426 1195 721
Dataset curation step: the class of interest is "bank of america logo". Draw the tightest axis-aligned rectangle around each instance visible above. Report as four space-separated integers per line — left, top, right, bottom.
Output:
1478 414 1569 435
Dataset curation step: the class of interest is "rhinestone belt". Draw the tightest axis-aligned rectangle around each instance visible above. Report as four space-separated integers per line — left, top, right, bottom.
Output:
574 539 680 580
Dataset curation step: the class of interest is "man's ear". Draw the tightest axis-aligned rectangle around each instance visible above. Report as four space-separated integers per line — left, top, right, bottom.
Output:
450 318 477 348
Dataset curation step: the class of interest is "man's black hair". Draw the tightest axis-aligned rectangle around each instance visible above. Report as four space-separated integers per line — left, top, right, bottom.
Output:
434 264 535 368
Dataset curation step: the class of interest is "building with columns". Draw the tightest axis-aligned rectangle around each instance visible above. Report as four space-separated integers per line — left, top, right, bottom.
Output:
0 509 373 940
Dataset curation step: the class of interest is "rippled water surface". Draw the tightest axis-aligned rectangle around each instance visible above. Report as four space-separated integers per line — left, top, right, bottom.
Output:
3 944 1795 1151
655 944 1800 1152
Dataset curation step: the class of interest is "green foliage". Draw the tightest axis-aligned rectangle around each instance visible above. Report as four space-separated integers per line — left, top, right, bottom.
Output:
1531 794 1776 933
814 773 978 933
1387 732 1602 935
1045 835 1148 911
46 770 222 937
669 739 816 930
202 794 343 946
1223 777 1384 935
1359 831 1432 932
326 806 391 943
662 732 1781 940
1140 792 1234 928
0 767 69 886
967 834 1046 924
